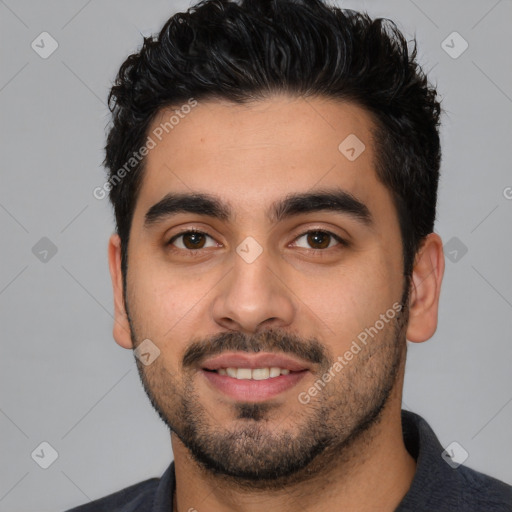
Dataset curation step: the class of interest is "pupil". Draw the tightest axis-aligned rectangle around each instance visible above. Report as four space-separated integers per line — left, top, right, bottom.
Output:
185 233 204 249
308 231 329 249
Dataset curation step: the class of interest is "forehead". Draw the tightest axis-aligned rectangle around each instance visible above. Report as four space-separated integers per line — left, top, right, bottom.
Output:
133 95 393 227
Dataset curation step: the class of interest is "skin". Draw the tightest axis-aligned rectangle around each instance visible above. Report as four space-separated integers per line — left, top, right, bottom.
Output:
108 95 445 512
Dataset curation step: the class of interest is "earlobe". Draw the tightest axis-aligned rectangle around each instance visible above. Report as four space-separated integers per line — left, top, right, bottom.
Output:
108 233 134 349
405 232 445 343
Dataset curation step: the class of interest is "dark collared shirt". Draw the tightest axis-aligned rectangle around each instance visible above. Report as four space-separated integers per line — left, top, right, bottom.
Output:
64 410 512 511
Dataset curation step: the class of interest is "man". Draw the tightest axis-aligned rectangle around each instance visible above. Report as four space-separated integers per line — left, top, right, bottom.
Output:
67 0 512 510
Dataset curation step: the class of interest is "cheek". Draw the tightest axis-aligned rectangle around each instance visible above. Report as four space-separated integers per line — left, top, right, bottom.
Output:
293 255 398 350
127 259 216 343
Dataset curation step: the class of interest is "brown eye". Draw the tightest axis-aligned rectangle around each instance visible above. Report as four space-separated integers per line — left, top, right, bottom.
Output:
307 231 331 249
293 230 345 250
168 231 217 250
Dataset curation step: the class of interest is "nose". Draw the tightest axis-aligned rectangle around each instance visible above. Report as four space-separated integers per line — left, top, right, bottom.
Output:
211 246 296 334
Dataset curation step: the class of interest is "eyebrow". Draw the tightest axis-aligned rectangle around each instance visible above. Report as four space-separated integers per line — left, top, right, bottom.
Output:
144 187 374 228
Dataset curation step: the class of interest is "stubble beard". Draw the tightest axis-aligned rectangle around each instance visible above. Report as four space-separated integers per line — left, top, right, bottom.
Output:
127 287 410 489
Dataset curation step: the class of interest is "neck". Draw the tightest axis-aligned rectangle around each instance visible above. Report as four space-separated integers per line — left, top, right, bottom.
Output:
171 398 416 512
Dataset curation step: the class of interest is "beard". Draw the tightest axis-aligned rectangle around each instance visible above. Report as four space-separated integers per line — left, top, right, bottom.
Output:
126 284 410 489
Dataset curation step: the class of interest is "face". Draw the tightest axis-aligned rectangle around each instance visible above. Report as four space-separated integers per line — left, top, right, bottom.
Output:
113 95 412 485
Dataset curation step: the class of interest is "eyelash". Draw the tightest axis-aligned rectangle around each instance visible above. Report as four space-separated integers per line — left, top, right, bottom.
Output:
166 229 348 255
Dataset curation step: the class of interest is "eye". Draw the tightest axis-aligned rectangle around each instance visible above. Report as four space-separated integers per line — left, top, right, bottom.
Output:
291 230 346 250
167 230 219 251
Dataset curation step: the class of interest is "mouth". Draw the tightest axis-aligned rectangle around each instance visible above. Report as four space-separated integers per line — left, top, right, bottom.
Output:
205 366 294 380
200 352 310 402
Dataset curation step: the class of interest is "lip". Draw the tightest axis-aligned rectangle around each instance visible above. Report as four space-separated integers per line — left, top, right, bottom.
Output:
201 368 308 402
201 352 310 372
200 352 311 402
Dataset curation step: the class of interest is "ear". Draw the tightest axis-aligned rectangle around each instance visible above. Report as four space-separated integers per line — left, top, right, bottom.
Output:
108 233 134 349
405 232 445 343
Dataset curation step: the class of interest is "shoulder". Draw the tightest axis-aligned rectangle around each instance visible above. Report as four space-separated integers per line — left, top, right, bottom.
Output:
398 410 512 511
63 477 160 512
455 464 512 511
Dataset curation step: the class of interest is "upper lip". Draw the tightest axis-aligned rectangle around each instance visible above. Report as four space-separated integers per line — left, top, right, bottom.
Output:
201 352 311 372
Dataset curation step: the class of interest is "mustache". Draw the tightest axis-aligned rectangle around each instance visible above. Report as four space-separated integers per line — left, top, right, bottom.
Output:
182 328 330 369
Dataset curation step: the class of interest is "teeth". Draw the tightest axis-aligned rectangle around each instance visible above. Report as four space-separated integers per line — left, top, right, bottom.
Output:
237 368 252 380
252 368 269 380
269 367 281 378
218 367 292 380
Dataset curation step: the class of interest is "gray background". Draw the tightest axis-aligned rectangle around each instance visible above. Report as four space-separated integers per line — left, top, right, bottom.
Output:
1 1 511 511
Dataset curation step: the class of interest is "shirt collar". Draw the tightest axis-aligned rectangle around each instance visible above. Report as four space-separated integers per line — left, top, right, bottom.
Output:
396 409 458 510
152 459 175 511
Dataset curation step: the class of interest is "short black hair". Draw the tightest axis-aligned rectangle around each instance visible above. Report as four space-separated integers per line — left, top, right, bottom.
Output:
104 0 441 287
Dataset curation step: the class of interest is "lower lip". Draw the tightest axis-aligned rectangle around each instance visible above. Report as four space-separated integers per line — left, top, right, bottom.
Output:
201 370 308 402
